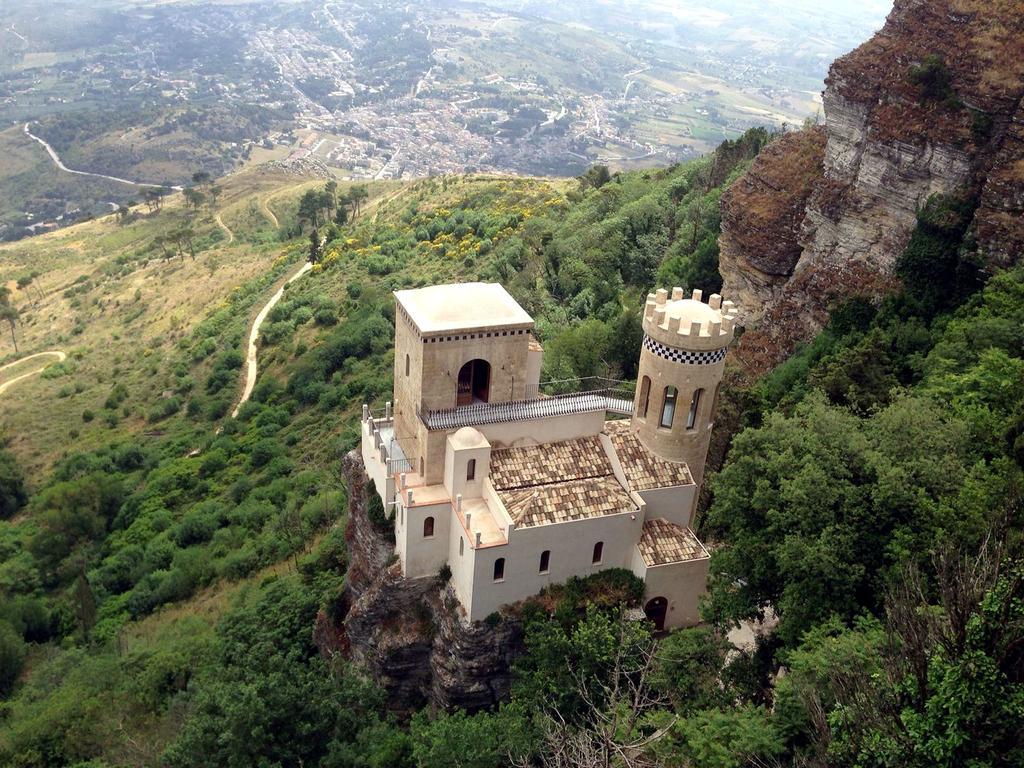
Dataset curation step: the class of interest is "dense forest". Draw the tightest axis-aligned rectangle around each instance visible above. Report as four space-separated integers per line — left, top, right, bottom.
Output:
0 127 1020 767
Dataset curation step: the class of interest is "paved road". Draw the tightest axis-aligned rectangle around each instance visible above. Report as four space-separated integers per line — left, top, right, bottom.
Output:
0 350 67 397
23 123 183 191
231 262 313 417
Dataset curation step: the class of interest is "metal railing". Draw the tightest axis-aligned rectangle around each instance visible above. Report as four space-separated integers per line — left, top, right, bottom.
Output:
420 378 635 430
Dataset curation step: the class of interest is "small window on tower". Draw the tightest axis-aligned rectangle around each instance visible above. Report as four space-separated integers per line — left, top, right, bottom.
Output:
405 353 410 376
539 550 550 574
638 376 651 418
459 536 464 556
423 516 434 538
660 387 678 428
687 388 703 430
467 458 476 481
592 541 604 564
493 557 505 582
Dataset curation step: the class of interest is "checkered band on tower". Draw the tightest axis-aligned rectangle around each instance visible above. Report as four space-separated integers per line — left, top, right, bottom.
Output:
642 335 727 365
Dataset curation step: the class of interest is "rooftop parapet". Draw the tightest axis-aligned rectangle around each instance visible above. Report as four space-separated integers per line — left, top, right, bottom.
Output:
642 287 738 352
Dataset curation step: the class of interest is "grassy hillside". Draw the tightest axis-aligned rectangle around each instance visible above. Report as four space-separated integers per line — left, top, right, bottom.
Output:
0 128 764 764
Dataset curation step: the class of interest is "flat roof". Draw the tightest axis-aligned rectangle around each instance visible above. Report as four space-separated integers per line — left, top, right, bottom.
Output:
395 282 534 335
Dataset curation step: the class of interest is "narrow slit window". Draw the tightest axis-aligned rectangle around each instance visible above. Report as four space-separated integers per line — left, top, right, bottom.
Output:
459 536 464 556
660 386 678 428
423 516 434 538
592 541 604 564
539 550 550 574
493 557 505 581
467 458 476 481
638 376 651 418
687 388 703 430
405 353 410 376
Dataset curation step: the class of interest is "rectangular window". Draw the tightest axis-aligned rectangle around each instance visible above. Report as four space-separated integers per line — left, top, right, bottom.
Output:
467 458 476 481
539 550 550 573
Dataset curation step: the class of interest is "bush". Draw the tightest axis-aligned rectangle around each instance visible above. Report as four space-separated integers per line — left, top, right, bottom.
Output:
0 620 28 695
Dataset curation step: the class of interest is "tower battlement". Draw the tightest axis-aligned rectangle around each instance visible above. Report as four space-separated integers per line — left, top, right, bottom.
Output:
642 287 738 352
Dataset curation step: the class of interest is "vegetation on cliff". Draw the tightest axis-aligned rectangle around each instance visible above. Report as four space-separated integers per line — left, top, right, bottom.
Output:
0 109 1020 765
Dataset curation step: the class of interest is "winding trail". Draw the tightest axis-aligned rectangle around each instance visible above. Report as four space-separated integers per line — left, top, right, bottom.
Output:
231 261 313 417
23 123 184 191
259 194 280 229
214 212 235 244
0 350 67 397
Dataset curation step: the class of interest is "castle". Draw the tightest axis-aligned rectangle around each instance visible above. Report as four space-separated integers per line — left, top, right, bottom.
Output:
361 282 736 629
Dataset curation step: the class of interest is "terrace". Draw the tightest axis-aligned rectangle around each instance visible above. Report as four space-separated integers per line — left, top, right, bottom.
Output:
419 377 634 431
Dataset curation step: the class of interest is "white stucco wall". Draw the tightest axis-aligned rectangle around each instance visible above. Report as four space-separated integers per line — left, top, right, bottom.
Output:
360 421 396 509
477 408 606 448
637 485 697 528
444 440 491 500
399 499 451 578
631 549 709 629
448 506 477 613
466 510 644 621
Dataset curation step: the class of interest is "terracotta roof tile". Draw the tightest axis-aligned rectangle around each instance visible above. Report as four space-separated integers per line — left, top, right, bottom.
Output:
604 420 693 491
638 518 708 566
500 476 636 528
489 436 611 491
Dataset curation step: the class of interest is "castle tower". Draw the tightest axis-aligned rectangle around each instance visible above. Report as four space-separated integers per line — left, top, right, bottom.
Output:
631 287 737 486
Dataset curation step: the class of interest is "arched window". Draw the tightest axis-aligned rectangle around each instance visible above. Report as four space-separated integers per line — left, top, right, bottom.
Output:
539 550 550 573
467 458 476 481
493 557 505 581
457 359 491 406
423 516 435 538
405 353 410 376
687 388 703 430
592 541 604 564
660 386 678 428
459 536 464 556
638 376 651 418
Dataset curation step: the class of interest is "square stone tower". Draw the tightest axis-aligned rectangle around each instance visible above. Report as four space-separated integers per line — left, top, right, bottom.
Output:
392 283 537 484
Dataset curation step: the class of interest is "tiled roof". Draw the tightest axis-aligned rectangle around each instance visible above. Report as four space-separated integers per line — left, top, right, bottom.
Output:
489 436 611 490
501 476 636 528
638 518 708 566
604 420 693 491
489 436 636 527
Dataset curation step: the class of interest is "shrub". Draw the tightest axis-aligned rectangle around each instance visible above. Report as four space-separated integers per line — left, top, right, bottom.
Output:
0 621 27 695
908 54 956 102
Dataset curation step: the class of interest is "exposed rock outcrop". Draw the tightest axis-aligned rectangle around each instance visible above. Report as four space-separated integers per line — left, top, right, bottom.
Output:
321 451 524 715
718 127 827 325
720 0 1024 373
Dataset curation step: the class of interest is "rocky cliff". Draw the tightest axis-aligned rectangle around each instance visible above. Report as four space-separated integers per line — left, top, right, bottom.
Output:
316 451 524 715
720 0 1024 372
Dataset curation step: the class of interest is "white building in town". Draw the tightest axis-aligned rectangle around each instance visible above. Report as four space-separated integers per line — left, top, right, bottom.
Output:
361 282 736 629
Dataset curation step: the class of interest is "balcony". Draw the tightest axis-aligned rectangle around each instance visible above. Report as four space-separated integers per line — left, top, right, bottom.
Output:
363 407 414 474
419 377 635 431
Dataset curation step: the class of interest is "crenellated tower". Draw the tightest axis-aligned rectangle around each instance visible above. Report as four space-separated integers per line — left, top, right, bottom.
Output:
631 287 737 486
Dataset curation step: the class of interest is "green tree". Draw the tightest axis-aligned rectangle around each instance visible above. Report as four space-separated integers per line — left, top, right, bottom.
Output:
0 620 27 696
0 448 27 519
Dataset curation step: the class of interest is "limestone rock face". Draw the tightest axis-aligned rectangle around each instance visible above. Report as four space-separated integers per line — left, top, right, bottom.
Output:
719 0 1024 373
321 451 523 715
718 128 827 325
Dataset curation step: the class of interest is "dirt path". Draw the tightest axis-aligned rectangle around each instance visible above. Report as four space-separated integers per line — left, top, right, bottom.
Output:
0 350 67 397
259 194 280 229
214 212 235 245
231 261 313 417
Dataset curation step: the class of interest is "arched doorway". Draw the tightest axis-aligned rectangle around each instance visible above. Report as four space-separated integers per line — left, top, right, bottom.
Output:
644 596 668 631
457 359 490 406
